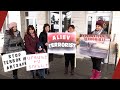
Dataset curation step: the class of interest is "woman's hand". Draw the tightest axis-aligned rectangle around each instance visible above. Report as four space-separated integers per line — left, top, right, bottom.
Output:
35 52 38 54
45 43 48 46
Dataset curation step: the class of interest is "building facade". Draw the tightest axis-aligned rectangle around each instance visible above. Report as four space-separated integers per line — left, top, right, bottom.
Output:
0 11 120 65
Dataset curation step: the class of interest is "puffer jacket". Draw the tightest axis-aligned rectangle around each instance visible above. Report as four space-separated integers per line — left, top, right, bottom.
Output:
3 30 25 54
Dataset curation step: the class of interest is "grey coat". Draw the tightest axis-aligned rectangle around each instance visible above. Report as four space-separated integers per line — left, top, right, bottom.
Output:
3 30 25 54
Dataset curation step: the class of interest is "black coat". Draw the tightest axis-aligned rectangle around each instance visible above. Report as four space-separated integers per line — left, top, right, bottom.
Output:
39 31 53 62
39 32 47 52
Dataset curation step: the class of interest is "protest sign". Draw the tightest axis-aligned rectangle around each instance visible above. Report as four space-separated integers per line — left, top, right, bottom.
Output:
48 32 76 53
2 51 26 72
80 34 110 58
26 53 49 71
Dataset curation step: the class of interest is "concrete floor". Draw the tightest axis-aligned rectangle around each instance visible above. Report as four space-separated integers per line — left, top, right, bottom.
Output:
0 54 115 79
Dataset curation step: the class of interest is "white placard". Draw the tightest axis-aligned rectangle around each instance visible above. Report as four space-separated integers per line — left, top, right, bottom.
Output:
26 53 49 71
2 51 26 72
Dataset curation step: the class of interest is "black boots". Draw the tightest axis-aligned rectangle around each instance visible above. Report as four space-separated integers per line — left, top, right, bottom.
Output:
64 67 74 75
13 75 18 79
64 67 68 74
71 67 74 75
45 69 50 74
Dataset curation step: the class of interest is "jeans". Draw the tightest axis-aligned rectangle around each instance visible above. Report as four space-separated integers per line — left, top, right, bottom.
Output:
31 69 45 79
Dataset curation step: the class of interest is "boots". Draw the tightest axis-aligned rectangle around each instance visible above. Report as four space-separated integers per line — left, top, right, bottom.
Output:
13 75 18 79
71 67 74 75
39 76 45 79
94 70 101 79
90 69 96 79
45 69 50 75
31 71 35 79
90 69 101 79
64 67 68 74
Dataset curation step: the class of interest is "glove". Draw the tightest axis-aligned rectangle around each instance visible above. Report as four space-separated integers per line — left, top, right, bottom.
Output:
1 53 6 55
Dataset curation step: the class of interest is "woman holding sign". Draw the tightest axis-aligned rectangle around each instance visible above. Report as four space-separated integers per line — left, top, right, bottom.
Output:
3 22 25 79
39 23 53 74
64 25 80 75
24 25 46 79
90 20 107 79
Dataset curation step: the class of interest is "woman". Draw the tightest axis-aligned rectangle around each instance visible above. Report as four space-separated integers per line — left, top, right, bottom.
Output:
39 23 53 74
90 20 107 79
24 25 45 79
3 22 25 79
64 25 80 75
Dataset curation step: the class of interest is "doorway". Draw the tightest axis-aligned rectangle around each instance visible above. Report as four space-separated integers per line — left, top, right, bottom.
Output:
86 11 112 34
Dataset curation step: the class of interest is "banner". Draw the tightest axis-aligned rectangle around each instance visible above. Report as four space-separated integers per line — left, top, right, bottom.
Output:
48 32 76 53
2 51 26 72
79 34 110 58
26 53 49 71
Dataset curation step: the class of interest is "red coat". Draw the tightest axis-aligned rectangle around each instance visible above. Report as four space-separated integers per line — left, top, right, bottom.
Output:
24 33 39 54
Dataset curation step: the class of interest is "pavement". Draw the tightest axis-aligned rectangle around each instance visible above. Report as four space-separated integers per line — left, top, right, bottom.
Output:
0 54 115 79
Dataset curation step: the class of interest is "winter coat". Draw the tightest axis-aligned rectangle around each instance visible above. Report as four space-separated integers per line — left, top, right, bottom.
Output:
24 33 39 54
3 30 25 54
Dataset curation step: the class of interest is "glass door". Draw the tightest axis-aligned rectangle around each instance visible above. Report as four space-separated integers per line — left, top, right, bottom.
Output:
86 12 112 35
25 17 37 33
50 11 72 32
50 11 60 32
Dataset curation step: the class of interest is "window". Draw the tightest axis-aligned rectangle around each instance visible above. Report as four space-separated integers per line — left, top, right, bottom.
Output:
86 11 112 34
25 11 37 33
50 11 72 32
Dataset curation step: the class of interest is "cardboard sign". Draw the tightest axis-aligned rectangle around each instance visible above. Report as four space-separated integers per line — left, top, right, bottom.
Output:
2 51 26 72
26 53 49 71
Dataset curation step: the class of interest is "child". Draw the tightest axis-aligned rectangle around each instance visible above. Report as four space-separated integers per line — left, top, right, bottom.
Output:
36 42 46 79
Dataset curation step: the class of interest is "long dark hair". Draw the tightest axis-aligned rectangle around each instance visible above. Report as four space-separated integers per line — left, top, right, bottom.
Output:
42 23 50 33
8 28 17 38
26 25 37 36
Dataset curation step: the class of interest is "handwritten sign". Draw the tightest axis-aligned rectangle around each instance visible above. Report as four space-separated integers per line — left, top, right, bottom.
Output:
26 53 49 71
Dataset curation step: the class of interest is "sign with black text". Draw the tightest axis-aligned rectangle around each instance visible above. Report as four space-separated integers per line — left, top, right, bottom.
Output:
2 51 26 72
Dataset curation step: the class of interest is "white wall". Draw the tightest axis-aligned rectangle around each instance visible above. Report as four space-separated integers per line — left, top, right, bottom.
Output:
36 11 48 36
71 11 87 34
111 11 120 64
8 11 21 32
71 11 89 58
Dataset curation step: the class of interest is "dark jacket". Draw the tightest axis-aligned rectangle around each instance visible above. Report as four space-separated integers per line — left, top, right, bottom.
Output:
39 32 47 52
3 30 25 54
24 33 39 54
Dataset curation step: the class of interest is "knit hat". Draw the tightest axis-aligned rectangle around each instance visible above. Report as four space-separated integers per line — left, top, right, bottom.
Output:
96 20 104 28
8 22 17 29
